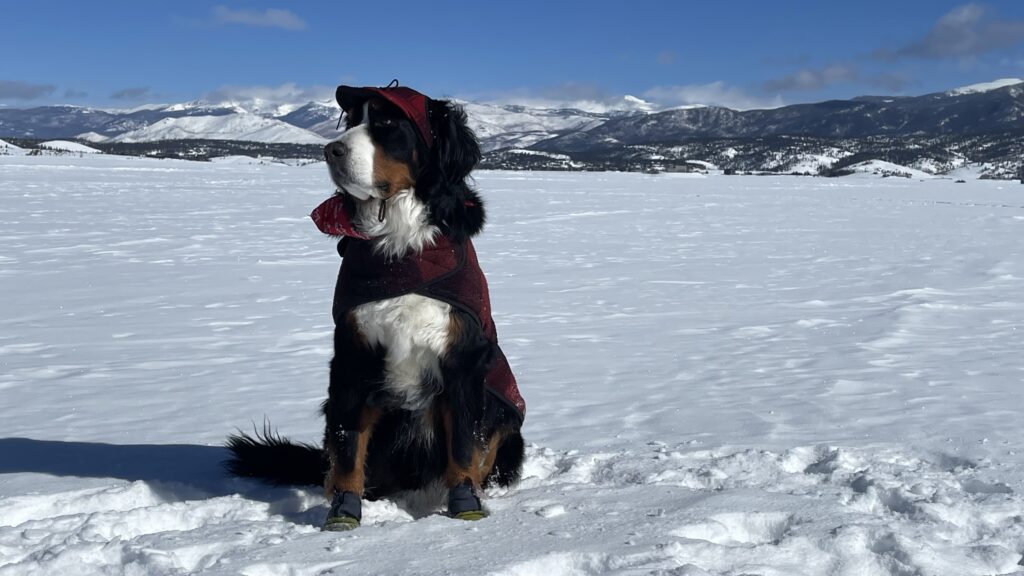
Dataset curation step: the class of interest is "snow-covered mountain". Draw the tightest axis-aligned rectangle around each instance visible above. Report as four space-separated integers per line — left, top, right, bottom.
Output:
107 114 326 144
1 79 1022 155
459 101 608 151
947 77 1024 96
277 100 343 139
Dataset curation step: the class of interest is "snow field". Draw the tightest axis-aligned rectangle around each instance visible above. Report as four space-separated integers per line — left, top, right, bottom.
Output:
1 156 1024 574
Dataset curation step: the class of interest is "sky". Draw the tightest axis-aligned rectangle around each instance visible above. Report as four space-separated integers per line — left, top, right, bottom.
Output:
2 1 1024 110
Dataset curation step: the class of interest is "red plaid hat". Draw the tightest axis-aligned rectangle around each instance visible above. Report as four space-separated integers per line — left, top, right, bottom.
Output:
336 82 434 149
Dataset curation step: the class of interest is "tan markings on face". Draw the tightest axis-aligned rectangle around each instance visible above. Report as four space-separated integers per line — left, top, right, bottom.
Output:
372 146 416 198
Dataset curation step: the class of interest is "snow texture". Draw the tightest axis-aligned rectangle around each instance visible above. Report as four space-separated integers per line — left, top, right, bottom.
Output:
110 114 327 144
2 156 1024 575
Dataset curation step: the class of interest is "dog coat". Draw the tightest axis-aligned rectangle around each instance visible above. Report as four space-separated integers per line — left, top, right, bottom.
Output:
312 197 525 420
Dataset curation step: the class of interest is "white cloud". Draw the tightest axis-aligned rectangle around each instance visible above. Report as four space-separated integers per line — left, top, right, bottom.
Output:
211 6 306 31
468 83 654 113
203 83 334 106
880 3 1024 60
643 82 784 110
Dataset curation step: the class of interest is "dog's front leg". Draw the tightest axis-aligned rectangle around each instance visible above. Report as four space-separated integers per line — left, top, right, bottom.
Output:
440 324 498 520
322 324 382 531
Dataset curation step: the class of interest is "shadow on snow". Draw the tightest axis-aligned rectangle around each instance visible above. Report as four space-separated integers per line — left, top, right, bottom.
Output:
0 437 327 526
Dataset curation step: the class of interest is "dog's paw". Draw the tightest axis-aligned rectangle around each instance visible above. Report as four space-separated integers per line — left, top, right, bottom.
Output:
323 490 362 531
452 509 488 521
323 515 360 531
447 480 487 521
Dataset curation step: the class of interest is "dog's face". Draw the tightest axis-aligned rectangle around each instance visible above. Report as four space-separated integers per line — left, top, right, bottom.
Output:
323 96 486 248
325 98 424 201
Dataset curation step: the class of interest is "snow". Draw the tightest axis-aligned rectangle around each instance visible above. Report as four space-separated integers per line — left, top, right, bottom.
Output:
786 150 853 174
0 139 24 156
460 101 606 151
682 159 719 171
209 155 319 167
110 114 327 144
507 149 572 161
621 95 658 113
77 132 111 143
947 78 1024 96
843 159 936 179
2 156 1024 575
38 140 101 154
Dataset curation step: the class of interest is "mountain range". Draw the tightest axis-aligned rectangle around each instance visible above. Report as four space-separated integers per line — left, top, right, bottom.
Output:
1 79 1022 178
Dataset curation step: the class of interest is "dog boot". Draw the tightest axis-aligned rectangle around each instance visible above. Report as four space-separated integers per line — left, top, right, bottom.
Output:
323 490 362 531
448 480 487 521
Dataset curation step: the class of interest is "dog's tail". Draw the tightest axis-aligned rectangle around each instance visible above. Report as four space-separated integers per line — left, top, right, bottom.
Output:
225 426 325 487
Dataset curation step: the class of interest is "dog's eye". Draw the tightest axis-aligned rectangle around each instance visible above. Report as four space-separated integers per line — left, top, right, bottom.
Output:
376 117 395 127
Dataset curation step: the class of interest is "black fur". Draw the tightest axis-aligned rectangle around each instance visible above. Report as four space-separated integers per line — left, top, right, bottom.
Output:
226 309 525 499
225 95 524 504
416 99 486 242
225 425 324 486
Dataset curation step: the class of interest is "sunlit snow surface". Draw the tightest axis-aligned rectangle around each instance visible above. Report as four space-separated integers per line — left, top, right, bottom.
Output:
2 155 1024 575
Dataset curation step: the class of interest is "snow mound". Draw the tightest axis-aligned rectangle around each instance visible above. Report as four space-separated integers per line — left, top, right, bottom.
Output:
0 138 25 156
76 132 110 143
947 78 1024 96
843 159 936 179
111 114 327 144
39 140 101 154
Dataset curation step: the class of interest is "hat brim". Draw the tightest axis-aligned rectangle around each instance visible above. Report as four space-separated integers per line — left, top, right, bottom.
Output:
335 86 378 111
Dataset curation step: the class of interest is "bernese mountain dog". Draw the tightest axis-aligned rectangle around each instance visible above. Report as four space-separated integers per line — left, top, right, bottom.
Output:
226 83 526 531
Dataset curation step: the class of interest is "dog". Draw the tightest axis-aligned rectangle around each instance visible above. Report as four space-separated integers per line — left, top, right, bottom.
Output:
226 83 526 531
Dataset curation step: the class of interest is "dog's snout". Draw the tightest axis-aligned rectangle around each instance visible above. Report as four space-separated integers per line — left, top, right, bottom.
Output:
324 142 346 160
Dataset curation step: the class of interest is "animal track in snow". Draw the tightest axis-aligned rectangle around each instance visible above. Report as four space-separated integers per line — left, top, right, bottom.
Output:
672 512 796 546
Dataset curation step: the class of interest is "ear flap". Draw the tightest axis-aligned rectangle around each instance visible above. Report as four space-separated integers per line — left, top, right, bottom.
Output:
418 100 486 241
432 100 480 183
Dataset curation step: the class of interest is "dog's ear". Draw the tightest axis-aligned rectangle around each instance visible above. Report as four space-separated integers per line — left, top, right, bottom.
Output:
431 99 480 183
417 99 485 241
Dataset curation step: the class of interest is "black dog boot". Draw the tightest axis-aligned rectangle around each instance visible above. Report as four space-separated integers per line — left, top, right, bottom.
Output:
448 480 487 521
324 490 362 531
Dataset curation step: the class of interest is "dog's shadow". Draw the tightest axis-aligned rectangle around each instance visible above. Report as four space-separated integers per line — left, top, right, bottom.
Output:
0 437 443 526
0 437 334 526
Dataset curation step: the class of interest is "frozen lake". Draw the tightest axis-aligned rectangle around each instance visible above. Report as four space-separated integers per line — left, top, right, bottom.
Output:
2 154 1024 575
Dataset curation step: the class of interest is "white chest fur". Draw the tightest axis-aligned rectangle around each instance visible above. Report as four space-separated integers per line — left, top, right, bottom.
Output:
351 294 452 411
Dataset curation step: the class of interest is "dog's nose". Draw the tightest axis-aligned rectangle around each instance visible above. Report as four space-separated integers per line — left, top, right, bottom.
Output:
324 142 346 160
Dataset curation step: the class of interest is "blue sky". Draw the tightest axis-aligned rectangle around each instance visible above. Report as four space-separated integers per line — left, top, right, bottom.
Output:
3 1 1024 109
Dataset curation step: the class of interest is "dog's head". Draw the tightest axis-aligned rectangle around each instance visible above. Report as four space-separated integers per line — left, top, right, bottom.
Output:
323 84 485 251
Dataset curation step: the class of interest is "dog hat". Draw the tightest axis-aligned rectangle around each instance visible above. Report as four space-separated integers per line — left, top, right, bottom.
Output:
336 81 434 149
